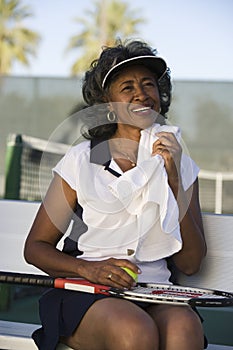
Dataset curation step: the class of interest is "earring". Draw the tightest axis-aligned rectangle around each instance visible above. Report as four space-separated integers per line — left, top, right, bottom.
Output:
107 110 116 122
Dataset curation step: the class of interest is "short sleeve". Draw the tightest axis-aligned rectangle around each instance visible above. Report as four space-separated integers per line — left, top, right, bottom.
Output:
53 147 78 191
181 154 200 191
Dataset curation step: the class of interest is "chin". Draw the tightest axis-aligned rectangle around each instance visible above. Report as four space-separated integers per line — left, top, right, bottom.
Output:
135 115 157 130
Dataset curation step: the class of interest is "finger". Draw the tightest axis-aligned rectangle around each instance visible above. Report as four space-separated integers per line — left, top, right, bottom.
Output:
153 138 162 146
112 259 141 274
112 264 139 287
157 137 174 148
105 271 134 289
156 132 177 146
152 144 167 156
156 131 175 139
86 261 134 289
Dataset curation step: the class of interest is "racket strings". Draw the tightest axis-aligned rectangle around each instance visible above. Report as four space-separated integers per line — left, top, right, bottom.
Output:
125 285 226 301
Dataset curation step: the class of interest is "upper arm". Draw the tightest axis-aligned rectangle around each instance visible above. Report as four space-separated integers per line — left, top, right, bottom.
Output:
26 173 77 247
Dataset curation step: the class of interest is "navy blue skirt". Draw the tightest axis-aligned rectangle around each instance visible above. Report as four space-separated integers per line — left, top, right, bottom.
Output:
32 288 151 350
32 288 208 350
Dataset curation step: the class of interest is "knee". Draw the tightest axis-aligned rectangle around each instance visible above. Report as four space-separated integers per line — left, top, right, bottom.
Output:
110 315 159 350
172 307 202 333
164 306 204 346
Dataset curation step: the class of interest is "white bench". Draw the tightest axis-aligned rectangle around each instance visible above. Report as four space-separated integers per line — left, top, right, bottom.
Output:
0 320 71 350
0 200 73 349
0 199 233 349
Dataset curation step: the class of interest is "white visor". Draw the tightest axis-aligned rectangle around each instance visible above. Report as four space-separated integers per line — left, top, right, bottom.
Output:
102 55 167 89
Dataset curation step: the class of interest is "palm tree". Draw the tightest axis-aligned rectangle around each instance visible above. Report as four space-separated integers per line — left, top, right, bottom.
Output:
0 0 40 75
66 0 145 75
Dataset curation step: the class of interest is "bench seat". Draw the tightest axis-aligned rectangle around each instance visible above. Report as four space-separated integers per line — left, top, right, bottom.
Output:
0 321 72 349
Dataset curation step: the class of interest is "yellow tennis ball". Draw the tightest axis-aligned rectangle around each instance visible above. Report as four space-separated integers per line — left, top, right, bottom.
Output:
121 267 138 282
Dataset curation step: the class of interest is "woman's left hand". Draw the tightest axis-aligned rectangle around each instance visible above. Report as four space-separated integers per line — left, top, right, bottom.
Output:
152 132 182 188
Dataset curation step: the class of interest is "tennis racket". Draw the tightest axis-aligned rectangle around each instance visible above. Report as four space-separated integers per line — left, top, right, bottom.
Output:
0 271 232 307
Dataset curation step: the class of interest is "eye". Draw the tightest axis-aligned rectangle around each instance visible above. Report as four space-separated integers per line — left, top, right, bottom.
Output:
121 85 133 92
143 80 156 87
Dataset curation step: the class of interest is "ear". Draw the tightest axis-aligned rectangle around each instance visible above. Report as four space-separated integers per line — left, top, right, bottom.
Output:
102 95 108 103
107 102 114 112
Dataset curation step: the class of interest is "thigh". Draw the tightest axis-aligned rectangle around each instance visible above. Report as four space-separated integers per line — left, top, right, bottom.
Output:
61 297 159 350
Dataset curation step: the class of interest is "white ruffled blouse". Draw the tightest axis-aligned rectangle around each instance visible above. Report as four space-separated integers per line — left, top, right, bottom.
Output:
53 123 199 283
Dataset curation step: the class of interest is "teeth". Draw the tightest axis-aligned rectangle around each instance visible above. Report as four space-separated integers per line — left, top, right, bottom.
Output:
132 106 151 112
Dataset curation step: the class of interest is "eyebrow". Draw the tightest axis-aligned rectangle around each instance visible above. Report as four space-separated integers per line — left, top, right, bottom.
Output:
119 79 134 86
119 76 156 87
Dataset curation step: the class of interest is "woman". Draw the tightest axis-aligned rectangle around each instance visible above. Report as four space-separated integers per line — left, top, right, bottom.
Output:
24 39 207 350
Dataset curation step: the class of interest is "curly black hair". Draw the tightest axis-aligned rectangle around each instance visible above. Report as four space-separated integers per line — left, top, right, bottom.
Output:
81 39 172 140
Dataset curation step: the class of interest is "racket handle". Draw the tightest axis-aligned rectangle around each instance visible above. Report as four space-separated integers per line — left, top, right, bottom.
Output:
0 271 54 287
54 278 111 295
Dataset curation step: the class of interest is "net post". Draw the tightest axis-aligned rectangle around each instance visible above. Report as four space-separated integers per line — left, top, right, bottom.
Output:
4 134 23 200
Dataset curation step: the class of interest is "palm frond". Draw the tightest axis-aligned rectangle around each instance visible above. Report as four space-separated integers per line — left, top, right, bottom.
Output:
0 0 40 74
66 0 145 75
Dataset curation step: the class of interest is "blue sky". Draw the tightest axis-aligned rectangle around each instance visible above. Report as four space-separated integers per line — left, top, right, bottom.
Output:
12 0 233 81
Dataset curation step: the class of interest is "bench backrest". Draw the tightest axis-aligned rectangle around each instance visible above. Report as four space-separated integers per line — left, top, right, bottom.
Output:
0 200 70 275
177 213 233 292
0 199 232 292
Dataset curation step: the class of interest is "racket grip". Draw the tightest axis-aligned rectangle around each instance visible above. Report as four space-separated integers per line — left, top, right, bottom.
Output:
0 271 54 287
54 278 111 295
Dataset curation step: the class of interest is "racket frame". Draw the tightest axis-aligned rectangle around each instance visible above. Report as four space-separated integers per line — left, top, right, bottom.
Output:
0 272 232 307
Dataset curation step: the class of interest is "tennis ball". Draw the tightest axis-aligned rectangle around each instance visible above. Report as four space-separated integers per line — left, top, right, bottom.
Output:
121 267 138 282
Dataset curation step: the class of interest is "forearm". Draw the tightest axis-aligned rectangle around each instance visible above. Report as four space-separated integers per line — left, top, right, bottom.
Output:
169 178 207 275
174 208 206 275
24 239 140 289
24 239 89 278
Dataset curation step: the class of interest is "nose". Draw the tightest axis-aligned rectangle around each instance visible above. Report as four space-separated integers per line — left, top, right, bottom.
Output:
133 85 149 102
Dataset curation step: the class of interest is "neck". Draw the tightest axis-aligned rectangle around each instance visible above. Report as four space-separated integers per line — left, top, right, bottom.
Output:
114 124 141 143
109 133 139 171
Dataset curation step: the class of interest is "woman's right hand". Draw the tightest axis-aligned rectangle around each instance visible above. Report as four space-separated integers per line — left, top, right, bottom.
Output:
80 258 141 289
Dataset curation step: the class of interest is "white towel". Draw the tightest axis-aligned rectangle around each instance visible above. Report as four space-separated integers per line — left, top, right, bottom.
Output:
108 123 198 261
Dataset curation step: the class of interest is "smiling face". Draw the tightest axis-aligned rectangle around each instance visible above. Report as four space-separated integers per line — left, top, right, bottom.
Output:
107 64 161 130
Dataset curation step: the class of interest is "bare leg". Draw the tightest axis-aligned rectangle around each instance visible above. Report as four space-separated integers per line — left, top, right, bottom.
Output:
147 304 204 350
61 298 159 350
